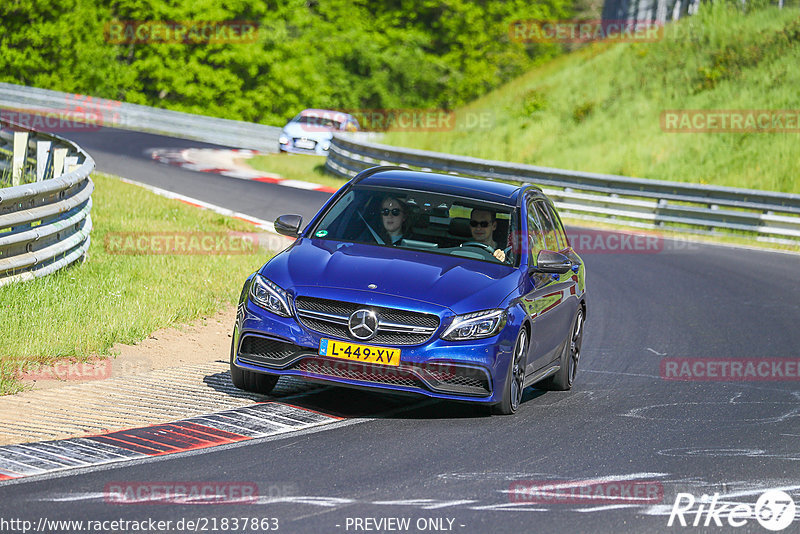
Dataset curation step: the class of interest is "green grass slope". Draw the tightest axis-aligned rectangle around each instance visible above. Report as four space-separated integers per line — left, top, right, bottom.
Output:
0 173 271 395
383 4 800 193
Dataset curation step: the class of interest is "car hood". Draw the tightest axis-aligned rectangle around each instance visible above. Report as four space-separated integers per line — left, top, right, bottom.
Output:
282 122 335 141
261 239 522 315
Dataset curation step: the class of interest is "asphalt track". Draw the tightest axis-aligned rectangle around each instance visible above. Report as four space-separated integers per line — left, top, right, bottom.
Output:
1 127 799 533
64 127 331 223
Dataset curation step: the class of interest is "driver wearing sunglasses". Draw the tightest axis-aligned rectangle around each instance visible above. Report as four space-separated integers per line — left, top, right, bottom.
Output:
379 197 409 245
470 209 506 262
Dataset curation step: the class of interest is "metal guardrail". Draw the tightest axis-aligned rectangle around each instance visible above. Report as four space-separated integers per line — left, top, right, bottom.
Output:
0 120 94 286
3 83 797 245
0 82 282 153
325 135 800 244
0 82 384 153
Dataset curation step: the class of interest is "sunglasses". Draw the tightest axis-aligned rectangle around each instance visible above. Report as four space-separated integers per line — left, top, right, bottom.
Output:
469 220 491 228
381 208 402 216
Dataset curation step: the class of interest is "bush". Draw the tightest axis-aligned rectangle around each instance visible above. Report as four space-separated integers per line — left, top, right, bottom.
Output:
0 0 575 125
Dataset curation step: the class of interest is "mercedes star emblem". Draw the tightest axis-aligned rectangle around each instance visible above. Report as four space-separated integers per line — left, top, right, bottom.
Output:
348 309 378 340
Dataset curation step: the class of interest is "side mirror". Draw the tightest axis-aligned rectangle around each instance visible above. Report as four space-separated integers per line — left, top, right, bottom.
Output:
274 214 303 237
531 250 572 274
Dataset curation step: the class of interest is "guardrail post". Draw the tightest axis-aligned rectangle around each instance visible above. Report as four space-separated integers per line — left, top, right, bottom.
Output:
709 204 719 231
64 156 79 173
610 193 619 220
36 141 52 182
12 131 28 186
656 198 668 227
52 148 67 178
1 117 95 286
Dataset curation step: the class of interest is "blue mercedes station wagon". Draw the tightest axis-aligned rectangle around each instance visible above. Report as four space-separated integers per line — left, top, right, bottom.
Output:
231 166 586 414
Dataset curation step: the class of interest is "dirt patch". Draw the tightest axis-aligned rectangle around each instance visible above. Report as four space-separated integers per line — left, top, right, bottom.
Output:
19 305 236 392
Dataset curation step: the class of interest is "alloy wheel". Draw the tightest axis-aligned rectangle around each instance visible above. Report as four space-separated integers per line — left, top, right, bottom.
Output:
510 330 527 411
568 309 584 387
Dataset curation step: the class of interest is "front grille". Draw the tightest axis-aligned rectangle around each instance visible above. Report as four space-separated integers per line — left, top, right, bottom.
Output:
295 298 352 317
291 139 317 152
238 335 311 367
292 358 420 388
294 296 439 346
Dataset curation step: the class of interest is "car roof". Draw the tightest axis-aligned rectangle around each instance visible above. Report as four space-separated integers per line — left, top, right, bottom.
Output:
357 169 540 206
297 109 352 121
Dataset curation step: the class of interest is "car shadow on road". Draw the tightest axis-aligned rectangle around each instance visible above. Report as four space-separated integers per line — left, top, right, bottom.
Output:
204 368 549 420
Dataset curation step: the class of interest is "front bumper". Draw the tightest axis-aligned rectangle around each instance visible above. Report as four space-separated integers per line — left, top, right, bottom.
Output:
278 138 329 155
233 300 518 403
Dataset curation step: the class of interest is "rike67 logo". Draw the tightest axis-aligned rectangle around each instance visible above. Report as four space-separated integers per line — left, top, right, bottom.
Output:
668 490 796 531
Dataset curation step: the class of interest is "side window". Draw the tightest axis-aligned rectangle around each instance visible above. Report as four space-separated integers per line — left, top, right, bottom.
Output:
526 198 546 264
546 202 569 250
534 201 559 251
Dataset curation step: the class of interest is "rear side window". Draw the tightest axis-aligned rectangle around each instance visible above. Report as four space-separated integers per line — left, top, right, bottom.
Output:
534 201 559 251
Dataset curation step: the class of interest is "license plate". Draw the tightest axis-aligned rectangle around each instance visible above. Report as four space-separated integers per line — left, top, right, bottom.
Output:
318 338 400 366
294 139 315 149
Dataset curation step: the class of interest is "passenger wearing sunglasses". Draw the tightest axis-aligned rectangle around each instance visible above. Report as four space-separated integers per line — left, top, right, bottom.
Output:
379 197 409 245
469 209 506 262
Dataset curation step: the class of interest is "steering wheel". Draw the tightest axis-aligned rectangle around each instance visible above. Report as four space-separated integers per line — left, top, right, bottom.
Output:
460 241 496 254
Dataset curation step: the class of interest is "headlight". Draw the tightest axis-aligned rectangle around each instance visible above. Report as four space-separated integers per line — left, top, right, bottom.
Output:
321 141 330 151
279 135 289 145
249 274 293 317
441 309 506 341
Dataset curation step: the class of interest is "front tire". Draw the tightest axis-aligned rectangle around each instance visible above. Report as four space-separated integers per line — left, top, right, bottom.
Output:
493 328 528 415
230 332 279 395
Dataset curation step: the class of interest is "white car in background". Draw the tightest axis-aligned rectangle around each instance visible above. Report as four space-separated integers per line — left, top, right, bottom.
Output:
278 109 359 155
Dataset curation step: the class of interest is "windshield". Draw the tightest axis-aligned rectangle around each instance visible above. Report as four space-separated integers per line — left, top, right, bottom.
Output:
310 185 520 266
295 116 343 129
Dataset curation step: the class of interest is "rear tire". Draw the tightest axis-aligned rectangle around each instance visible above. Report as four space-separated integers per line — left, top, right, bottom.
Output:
230 332 279 394
492 328 528 415
540 308 583 391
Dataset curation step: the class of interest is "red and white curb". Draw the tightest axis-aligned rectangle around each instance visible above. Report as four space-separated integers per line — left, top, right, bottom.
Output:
116 177 296 251
149 148 339 193
0 403 342 482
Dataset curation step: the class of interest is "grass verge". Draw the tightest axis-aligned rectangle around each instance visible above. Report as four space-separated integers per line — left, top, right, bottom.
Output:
245 153 351 191
0 172 273 395
382 4 800 194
